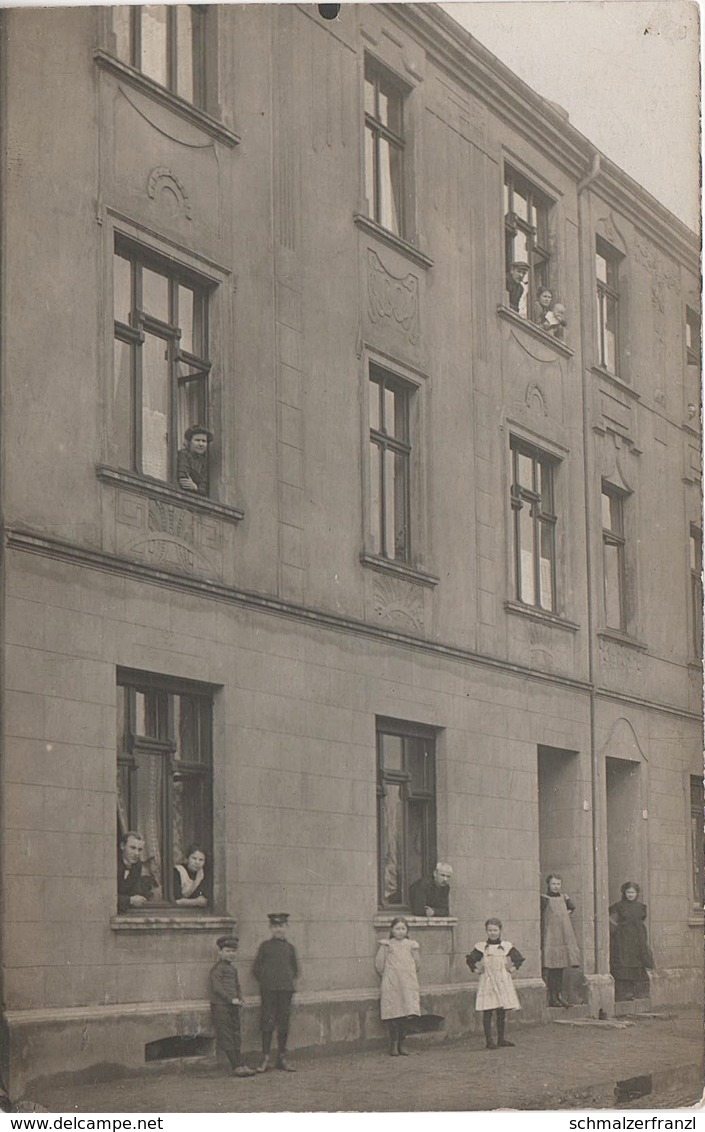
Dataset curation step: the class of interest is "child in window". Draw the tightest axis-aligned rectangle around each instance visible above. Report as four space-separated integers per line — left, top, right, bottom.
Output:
209 936 257 1077
375 916 421 1057
466 917 525 1050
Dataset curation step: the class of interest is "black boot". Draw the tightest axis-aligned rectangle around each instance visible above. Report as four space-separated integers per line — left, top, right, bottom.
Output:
397 1018 409 1056
496 1008 514 1047
388 1020 399 1056
483 1011 496 1049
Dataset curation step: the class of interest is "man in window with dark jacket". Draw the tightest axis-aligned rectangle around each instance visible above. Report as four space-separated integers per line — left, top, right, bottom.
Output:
117 830 152 912
409 862 453 917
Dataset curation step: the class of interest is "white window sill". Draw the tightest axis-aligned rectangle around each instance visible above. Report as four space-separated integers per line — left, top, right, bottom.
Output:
373 914 457 929
94 51 240 148
360 551 439 589
111 913 236 932
97 465 245 524
504 600 580 633
497 305 574 358
353 214 434 271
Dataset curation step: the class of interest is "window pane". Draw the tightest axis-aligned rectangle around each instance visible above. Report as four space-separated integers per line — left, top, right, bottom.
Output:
175 5 194 103
133 751 165 898
113 6 131 64
365 127 375 220
378 138 402 235
380 782 403 903
140 6 168 87
381 81 402 135
176 695 208 762
369 379 380 433
380 733 403 772
538 461 553 511
135 689 164 737
392 386 408 443
539 522 554 610
141 333 170 480
407 800 427 893
518 504 535 603
382 384 395 435
141 266 169 323
364 75 375 117
407 738 431 793
604 543 622 628
117 686 128 753
113 338 133 469
117 763 130 840
177 376 207 451
178 285 195 354
513 185 529 222
601 491 612 530
114 252 132 324
369 441 382 556
393 450 408 560
517 452 533 490
604 295 617 371
596 252 607 284
173 773 208 871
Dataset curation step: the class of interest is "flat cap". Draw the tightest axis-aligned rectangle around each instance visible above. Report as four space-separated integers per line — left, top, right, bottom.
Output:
216 935 239 949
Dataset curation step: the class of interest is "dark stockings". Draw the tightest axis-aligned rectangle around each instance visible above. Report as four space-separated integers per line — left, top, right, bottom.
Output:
387 1018 409 1056
483 1008 512 1049
545 968 565 1006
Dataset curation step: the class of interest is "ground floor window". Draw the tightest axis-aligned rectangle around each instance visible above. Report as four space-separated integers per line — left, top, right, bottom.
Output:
690 775 704 913
117 671 213 909
376 718 436 909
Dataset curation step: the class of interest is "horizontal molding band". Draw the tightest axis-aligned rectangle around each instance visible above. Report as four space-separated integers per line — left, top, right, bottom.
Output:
4 527 701 720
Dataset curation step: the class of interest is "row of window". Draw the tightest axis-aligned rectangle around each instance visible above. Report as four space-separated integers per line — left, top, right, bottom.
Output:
109 232 701 647
117 670 705 915
108 12 702 377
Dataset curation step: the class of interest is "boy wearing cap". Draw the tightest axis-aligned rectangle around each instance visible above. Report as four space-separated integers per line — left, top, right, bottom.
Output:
253 913 299 1072
177 425 214 495
209 936 257 1077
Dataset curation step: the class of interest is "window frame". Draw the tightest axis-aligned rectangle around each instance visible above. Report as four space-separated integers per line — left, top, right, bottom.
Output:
690 775 704 914
117 671 214 909
364 55 408 239
376 718 437 911
601 482 628 632
595 237 621 374
504 166 553 318
510 437 558 612
368 363 414 565
689 524 703 660
114 5 207 108
686 306 701 368
113 235 213 490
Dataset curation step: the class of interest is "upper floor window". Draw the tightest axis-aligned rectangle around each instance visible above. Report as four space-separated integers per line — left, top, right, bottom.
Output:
377 720 436 910
601 484 627 631
690 776 704 913
369 365 412 563
364 57 406 237
690 525 703 659
510 438 557 612
113 5 207 107
504 167 552 320
596 238 621 374
113 238 212 489
117 674 213 912
686 307 701 367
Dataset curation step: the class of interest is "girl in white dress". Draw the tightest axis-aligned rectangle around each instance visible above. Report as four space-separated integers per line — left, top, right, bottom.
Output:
375 916 421 1056
466 917 525 1050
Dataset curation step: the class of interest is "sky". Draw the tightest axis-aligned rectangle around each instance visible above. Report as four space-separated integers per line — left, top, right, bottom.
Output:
440 0 701 231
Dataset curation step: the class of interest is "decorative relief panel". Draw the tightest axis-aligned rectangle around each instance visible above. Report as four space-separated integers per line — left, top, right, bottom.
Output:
115 491 223 578
367 250 419 345
632 233 681 314
371 575 424 633
147 167 192 220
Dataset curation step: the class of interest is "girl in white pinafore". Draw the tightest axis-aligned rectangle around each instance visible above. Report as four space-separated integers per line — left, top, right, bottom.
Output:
375 916 421 1057
466 917 525 1049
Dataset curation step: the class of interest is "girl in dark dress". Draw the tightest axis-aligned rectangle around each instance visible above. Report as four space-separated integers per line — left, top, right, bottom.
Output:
609 881 654 1000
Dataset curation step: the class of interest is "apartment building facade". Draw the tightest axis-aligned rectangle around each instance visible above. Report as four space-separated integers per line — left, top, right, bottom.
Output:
0 2 701 1093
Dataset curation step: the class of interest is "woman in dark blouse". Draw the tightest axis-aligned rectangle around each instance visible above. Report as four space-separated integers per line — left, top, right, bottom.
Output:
174 845 208 907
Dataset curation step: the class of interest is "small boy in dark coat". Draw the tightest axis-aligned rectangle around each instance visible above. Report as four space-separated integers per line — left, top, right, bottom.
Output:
253 913 299 1072
209 936 256 1077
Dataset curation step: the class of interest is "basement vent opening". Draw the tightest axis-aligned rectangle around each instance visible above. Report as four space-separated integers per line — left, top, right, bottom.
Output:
145 1035 213 1062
